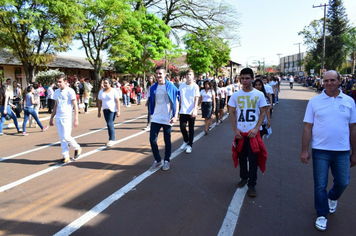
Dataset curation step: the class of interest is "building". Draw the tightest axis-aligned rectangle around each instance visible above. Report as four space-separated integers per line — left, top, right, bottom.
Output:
0 49 115 88
279 52 307 76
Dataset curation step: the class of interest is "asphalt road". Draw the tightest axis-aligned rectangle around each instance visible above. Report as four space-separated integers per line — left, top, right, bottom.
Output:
0 81 355 236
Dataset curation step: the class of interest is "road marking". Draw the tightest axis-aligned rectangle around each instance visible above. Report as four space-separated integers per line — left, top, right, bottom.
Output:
53 114 228 236
0 130 147 193
217 186 247 236
0 115 147 162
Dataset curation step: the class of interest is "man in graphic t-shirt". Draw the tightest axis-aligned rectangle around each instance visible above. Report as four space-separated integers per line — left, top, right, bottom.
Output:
50 74 82 163
148 66 180 171
228 68 268 197
179 69 200 154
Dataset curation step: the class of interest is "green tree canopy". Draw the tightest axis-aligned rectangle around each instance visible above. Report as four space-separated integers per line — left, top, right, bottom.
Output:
325 0 349 70
111 8 172 78
76 0 132 82
0 0 82 83
184 27 230 74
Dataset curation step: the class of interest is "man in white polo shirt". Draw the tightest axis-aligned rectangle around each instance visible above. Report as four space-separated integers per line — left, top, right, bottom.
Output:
179 69 200 154
300 70 356 231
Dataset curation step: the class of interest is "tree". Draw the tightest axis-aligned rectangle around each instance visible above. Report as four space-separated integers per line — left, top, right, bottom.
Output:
325 0 349 70
76 0 132 82
111 8 172 79
0 0 82 83
184 27 230 74
134 0 239 45
343 27 356 74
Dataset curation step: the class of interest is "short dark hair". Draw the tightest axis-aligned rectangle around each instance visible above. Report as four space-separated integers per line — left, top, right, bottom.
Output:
155 65 166 71
240 68 254 78
56 73 67 81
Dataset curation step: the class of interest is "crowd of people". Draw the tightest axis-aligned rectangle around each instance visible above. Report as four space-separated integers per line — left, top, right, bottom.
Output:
2 66 355 232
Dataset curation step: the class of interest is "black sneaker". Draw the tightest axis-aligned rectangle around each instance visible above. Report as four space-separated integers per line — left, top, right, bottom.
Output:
247 186 257 197
236 179 248 188
74 147 82 159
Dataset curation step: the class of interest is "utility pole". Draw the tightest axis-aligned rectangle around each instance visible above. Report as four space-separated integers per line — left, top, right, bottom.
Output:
313 3 330 75
294 43 301 74
262 58 265 74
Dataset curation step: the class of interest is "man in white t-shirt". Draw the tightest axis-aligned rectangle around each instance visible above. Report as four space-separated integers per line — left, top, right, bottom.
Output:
148 66 180 171
300 70 356 231
228 68 268 197
50 74 82 163
179 69 200 154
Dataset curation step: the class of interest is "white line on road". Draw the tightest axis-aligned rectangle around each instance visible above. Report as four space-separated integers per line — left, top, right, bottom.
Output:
0 115 147 162
53 114 228 236
217 186 247 236
0 130 147 193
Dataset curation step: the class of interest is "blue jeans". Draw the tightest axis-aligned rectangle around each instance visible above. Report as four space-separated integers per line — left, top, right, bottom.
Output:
0 105 20 133
149 122 172 162
123 94 129 106
23 107 43 132
103 109 116 141
312 149 350 218
137 93 142 105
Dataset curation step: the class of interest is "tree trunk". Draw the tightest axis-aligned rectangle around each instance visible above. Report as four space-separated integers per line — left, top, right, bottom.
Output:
23 64 36 84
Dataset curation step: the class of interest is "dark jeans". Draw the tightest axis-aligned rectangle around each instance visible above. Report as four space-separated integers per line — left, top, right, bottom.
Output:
179 114 196 146
312 149 350 218
13 98 21 118
23 107 43 132
47 98 54 113
103 109 116 141
147 102 151 126
149 122 172 162
0 105 20 133
236 138 258 187
84 102 88 112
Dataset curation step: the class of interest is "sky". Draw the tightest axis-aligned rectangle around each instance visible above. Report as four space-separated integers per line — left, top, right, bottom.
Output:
226 0 356 66
59 0 356 67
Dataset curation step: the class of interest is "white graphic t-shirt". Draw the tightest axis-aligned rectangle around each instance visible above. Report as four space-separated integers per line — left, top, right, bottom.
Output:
53 87 76 119
152 85 172 126
228 88 268 132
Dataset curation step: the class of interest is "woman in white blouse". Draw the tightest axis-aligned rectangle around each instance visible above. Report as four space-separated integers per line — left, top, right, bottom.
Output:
199 81 216 135
98 78 121 146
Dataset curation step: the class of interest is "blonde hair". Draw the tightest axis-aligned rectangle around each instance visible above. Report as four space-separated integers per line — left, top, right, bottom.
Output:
84 90 89 98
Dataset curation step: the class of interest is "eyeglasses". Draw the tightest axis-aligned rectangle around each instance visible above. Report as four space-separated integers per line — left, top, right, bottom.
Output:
240 77 251 80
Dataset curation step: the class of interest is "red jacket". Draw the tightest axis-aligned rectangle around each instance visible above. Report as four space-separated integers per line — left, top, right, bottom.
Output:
232 132 267 173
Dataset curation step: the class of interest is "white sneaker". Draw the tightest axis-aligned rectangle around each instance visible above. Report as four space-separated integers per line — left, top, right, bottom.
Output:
162 160 170 171
328 199 337 213
180 142 188 150
315 216 327 231
107 140 115 147
186 145 192 154
143 126 150 132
